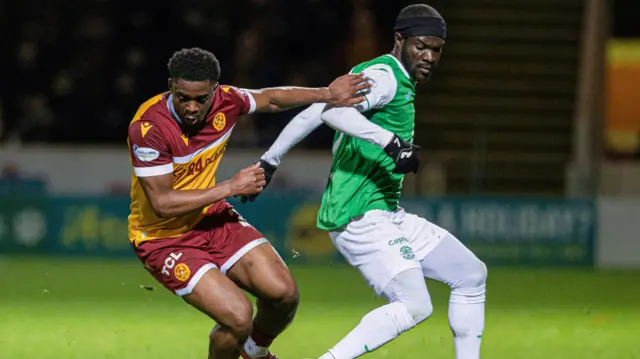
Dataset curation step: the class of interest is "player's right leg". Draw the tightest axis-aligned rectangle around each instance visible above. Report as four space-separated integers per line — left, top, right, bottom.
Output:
134 237 253 359
317 210 433 359
400 211 487 359
419 234 487 359
183 269 254 359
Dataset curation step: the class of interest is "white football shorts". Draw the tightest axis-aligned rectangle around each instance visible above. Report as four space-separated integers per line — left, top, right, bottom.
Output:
329 208 448 295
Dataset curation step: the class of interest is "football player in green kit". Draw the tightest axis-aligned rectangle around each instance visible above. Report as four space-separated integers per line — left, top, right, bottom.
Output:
246 4 487 359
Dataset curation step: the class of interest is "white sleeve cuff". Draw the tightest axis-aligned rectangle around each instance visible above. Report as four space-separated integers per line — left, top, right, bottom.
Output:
133 163 174 177
239 89 257 114
246 91 256 114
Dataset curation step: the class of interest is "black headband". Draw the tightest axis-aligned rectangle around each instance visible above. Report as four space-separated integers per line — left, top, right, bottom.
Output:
394 16 447 39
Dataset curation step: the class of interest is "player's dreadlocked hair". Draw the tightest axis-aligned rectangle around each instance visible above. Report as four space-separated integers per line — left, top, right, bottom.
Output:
168 47 221 82
397 3 443 20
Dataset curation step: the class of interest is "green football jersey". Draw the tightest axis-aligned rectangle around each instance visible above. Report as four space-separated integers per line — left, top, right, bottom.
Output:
317 54 416 231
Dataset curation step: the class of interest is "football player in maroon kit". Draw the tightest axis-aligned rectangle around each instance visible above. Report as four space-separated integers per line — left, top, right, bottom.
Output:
127 47 370 359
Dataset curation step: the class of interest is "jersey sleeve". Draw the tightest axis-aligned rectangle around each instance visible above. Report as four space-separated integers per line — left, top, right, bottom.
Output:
128 120 174 177
352 64 398 113
225 86 257 115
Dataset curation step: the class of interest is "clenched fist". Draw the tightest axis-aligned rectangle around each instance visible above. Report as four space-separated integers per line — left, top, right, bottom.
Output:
229 163 266 197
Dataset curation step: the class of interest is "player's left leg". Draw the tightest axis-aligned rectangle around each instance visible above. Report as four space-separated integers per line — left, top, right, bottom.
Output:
226 242 298 359
401 211 487 359
210 204 298 359
318 210 434 359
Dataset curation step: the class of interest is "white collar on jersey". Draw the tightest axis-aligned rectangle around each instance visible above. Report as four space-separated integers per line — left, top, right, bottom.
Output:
384 54 411 80
166 94 183 124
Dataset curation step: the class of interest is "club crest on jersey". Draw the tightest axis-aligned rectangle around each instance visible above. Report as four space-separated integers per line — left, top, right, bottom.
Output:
174 263 190 282
213 112 226 131
400 245 415 260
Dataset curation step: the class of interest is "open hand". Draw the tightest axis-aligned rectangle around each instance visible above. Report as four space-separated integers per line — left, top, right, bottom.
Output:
327 73 372 107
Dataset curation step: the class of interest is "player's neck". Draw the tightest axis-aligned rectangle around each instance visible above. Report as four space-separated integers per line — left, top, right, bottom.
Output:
390 47 402 63
180 119 207 137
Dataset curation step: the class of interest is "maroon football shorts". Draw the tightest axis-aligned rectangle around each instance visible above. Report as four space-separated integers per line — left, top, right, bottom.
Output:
133 202 270 296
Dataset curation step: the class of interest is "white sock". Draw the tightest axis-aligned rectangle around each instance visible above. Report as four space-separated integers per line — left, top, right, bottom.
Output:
319 302 416 359
448 285 486 359
243 336 269 358
318 353 336 359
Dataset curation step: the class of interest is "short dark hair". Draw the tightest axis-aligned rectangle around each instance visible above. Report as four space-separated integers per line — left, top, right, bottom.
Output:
397 4 443 20
168 47 221 82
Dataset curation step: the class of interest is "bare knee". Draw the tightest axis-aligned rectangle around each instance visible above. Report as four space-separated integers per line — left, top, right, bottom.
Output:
279 276 300 308
222 298 254 339
264 274 299 310
208 305 253 355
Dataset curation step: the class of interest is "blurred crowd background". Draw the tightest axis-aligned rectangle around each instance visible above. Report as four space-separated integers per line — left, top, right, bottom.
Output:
0 0 639 197
1 0 410 148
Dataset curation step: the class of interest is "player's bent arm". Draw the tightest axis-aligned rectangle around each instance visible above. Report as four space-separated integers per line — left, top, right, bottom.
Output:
321 105 420 174
261 103 325 166
320 106 394 149
138 174 234 218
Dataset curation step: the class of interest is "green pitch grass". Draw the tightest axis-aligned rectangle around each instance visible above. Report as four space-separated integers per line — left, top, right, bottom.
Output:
1 257 638 359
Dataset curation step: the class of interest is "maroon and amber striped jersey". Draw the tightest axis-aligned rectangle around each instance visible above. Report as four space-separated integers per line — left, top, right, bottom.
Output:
127 86 255 246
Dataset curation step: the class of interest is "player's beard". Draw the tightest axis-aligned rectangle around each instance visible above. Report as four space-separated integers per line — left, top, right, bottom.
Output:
400 42 430 83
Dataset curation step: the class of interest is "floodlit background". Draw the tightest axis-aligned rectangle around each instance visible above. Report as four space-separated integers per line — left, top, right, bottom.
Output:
1 0 639 358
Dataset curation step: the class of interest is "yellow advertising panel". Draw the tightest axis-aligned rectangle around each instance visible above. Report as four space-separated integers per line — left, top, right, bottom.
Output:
606 39 640 154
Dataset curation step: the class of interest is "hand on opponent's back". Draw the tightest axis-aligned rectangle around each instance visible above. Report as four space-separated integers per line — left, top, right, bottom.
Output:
327 73 372 107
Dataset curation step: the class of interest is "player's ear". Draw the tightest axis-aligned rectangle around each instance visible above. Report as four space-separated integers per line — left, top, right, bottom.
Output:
167 78 172 92
394 32 403 48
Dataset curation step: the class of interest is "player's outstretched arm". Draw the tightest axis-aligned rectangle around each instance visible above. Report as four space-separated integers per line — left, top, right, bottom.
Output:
261 103 325 166
254 63 403 175
240 104 325 203
247 73 371 113
139 164 266 218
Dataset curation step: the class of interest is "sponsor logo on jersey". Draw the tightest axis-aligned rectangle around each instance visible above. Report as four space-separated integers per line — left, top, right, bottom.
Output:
161 252 183 276
173 143 229 181
213 112 226 131
133 145 160 162
388 237 408 246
